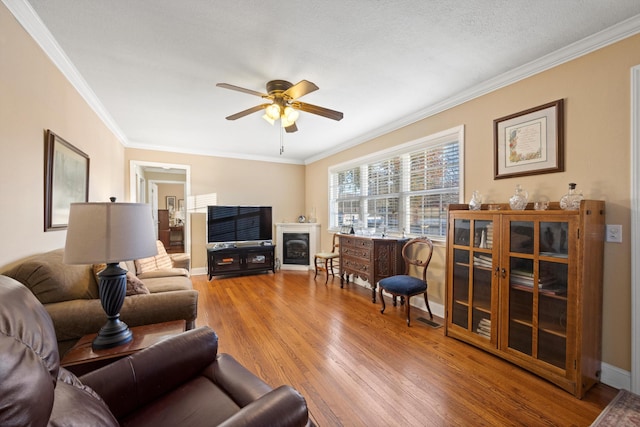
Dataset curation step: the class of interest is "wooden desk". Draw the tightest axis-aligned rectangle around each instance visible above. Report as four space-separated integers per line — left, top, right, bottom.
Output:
61 320 186 375
338 234 407 303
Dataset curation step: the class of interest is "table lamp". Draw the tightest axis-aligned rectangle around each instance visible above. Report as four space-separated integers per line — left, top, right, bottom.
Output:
64 200 157 349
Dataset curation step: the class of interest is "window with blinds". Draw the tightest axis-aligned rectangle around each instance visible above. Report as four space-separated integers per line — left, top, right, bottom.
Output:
329 126 463 239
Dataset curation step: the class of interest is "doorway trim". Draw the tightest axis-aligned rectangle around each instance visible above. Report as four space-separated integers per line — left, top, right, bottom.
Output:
631 64 640 393
129 160 191 254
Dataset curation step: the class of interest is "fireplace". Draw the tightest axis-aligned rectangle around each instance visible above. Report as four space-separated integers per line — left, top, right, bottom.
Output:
275 223 320 270
283 233 309 265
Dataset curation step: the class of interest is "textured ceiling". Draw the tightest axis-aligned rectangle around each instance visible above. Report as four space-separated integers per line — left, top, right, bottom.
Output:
9 0 640 164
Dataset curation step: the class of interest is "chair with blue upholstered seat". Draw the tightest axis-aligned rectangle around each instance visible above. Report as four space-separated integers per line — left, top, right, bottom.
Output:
378 237 434 326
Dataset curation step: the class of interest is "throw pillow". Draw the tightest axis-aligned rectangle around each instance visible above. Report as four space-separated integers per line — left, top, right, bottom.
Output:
134 241 172 273
126 271 150 295
92 264 150 296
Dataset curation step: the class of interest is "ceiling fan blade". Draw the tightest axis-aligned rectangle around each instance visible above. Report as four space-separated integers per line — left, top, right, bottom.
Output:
217 83 268 98
285 122 298 133
283 80 319 100
293 101 344 121
225 103 270 120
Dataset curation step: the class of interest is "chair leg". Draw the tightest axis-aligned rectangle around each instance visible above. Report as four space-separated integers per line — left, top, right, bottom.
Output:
324 259 330 284
406 296 411 326
313 256 319 279
379 287 386 314
424 292 433 320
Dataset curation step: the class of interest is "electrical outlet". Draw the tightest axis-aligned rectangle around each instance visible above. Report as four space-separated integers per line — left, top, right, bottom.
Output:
606 224 623 243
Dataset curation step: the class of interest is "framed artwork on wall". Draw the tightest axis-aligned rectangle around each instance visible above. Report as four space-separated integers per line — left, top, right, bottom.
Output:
494 99 564 179
166 195 176 212
44 130 90 231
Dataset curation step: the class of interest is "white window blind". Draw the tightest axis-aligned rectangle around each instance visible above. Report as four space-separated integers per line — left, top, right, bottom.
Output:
187 193 217 213
328 126 463 239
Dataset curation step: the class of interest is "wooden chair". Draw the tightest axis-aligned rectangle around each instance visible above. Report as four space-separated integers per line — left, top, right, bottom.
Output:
378 237 434 326
313 233 340 284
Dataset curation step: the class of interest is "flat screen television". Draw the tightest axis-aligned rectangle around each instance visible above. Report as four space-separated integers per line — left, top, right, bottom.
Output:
207 206 272 243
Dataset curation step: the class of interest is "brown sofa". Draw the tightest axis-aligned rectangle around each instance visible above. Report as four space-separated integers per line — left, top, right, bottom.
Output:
0 275 311 427
3 245 198 356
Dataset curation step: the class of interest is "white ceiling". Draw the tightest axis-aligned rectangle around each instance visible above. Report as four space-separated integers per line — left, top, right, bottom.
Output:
8 0 640 164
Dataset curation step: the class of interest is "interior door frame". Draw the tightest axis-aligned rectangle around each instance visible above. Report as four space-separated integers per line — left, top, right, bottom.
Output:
631 65 640 393
129 160 191 254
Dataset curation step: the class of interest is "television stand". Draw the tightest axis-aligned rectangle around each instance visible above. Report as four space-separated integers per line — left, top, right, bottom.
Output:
207 244 275 280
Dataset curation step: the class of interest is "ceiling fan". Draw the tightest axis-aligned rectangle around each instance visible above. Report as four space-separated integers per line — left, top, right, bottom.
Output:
216 79 343 133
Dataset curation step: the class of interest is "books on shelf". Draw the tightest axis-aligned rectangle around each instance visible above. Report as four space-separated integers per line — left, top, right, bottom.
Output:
476 318 491 338
473 254 492 268
485 223 493 249
509 271 567 295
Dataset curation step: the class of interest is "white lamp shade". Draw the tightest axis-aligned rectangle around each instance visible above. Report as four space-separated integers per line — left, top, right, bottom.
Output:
64 202 158 264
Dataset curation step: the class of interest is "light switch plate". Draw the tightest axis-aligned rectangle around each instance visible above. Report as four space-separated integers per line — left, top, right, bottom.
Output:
606 224 622 243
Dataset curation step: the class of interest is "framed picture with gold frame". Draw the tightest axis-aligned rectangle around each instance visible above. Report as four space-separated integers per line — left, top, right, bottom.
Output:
494 99 564 179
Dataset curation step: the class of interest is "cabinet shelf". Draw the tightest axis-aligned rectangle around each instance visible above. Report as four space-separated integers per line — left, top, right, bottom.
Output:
445 201 605 398
473 304 491 314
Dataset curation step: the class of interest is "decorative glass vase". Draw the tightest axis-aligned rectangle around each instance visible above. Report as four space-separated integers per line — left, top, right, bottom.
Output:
509 184 529 210
560 183 584 210
469 190 482 211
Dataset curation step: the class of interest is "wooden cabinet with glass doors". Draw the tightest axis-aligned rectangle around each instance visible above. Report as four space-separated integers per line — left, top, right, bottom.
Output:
445 200 605 398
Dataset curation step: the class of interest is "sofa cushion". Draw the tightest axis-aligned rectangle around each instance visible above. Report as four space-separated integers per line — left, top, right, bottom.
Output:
118 377 240 427
141 275 193 293
5 249 98 303
137 268 189 280
135 241 173 274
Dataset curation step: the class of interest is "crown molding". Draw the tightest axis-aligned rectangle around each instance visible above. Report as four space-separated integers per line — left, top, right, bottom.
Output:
3 0 128 144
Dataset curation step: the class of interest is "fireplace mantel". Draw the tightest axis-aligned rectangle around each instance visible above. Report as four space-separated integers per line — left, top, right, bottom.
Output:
275 223 320 270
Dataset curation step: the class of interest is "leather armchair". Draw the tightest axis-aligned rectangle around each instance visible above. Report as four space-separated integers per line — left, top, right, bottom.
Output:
0 275 311 427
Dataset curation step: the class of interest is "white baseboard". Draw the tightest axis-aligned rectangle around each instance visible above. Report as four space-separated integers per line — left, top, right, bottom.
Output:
601 362 630 390
191 267 207 276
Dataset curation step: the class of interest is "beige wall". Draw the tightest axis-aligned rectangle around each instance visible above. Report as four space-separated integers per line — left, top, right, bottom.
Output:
306 34 640 371
0 4 125 268
157 183 185 210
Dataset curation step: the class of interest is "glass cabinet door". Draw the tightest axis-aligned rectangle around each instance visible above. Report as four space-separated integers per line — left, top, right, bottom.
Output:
450 216 496 342
504 217 574 369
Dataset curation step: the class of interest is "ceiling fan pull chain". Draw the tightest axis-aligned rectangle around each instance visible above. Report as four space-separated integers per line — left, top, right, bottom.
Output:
280 125 284 155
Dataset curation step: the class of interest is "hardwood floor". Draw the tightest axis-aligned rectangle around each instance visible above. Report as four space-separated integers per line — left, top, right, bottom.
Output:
191 271 617 427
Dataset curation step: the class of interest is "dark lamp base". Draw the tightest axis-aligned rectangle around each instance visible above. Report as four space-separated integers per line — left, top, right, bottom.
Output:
92 319 133 350
93 263 133 350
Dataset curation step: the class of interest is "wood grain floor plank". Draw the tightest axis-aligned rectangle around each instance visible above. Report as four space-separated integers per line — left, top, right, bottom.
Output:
192 271 616 426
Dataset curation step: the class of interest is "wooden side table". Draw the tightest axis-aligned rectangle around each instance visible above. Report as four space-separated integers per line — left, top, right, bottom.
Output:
61 320 186 376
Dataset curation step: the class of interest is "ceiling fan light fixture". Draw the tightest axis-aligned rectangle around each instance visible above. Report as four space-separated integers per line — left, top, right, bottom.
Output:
265 104 281 120
281 116 295 128
283 106 299 123
262 114 275 125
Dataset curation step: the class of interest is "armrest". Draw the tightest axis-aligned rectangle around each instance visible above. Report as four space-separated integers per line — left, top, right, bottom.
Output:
204 353 273 406
217 385 309 427
170 253 190 271
45 290 198 342
80 327 218 419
